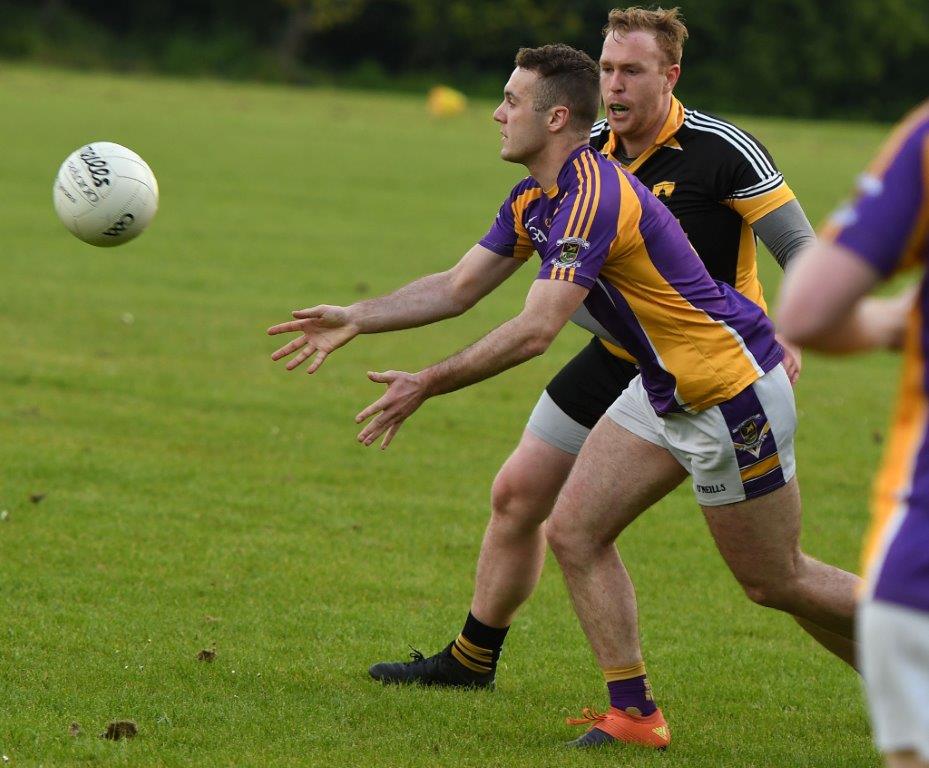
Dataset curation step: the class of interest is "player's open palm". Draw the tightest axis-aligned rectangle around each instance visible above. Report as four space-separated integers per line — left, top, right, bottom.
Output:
267 304 360 374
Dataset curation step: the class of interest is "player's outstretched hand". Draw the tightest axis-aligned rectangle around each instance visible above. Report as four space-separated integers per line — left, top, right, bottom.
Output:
355 370 428 450
775 333 802 385
267 305 360 374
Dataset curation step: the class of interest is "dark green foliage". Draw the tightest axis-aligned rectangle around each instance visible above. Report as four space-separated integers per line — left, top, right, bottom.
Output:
1 1 927 128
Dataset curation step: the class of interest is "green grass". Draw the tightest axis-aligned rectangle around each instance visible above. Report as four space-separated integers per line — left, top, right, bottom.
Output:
0 64 898 766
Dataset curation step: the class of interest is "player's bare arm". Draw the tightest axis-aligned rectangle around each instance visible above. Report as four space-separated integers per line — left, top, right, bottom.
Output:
778 241 913 353
267 244 522 374
354 279 589 449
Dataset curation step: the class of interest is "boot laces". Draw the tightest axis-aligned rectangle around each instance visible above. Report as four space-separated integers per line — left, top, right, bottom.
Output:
566 707 608 726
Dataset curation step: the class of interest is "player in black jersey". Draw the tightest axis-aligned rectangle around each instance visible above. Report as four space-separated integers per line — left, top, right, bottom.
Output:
369 7 860 702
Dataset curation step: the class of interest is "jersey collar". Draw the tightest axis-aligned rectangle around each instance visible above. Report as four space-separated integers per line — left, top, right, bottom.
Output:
545 144 595 199
604 96 685 173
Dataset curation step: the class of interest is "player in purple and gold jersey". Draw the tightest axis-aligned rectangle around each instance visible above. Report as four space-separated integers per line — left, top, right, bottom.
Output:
363 6 858 697
270 43 859 750
779 103 929 768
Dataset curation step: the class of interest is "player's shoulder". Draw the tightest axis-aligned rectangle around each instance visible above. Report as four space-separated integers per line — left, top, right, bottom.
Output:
507 174 543 199
680 107 776 165
589 118 611 152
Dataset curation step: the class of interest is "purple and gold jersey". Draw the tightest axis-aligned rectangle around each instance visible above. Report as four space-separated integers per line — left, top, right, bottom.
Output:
824 101 929 613
480 145 783 415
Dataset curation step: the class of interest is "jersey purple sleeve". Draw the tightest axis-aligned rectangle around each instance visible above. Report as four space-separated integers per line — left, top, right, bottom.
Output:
535 167 621 289
831 118 929 277
478 182 534 259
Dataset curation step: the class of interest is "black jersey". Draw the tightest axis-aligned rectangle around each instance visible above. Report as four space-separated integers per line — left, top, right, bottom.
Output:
591 97 795 315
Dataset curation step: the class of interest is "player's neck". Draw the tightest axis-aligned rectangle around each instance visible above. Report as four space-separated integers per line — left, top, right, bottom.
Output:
617 96 673 158
525 138 588 193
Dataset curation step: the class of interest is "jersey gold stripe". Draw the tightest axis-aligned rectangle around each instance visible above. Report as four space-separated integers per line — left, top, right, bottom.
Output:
579 152 602 241
564 159 588 237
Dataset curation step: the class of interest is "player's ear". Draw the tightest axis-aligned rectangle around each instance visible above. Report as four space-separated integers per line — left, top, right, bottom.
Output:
549 105 570 132
664 64 681 93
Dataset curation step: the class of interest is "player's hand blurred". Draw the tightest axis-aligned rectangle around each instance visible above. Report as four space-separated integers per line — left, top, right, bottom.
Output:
861 283 919 351
267 305 360 374
775 333 802 385
355 370 428 449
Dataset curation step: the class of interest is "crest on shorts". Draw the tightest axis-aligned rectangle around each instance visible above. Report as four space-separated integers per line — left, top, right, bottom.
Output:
554 236 589 267
731 414 772 458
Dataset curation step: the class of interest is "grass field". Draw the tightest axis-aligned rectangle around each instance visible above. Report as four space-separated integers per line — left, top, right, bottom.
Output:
0 64 901 766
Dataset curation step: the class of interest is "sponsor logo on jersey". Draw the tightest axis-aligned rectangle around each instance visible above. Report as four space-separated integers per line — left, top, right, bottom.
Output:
652 181 676 200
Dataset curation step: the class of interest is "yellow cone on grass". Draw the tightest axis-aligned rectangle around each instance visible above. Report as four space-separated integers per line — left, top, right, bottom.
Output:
427 85 467 118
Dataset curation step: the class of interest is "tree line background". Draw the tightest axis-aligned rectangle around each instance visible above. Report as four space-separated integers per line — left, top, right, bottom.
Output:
3 0 928 121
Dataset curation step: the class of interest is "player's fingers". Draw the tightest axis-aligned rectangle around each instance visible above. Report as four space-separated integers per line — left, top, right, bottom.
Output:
267 319 304 336
271 335 308 360
380 423 401 450
306 349 329 375
355 398 385 424
286 344 316 370
357 414 388 445
367 370 396 384
292 307 325 319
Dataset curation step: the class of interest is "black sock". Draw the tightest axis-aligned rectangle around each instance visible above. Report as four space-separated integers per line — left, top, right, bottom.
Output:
450 612 509 674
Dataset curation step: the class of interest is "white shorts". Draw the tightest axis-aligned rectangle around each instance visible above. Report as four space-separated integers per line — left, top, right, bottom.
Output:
859 599 929 759
605 365 797 506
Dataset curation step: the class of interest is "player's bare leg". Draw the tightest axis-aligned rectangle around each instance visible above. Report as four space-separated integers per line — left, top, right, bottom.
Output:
547 418 686 749
471 431 577 627
548 418 686 666
701 478 860 668
368 430 577 686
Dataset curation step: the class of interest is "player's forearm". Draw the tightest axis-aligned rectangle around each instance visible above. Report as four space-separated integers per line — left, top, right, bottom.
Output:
785 296 910 354
347 271 469 333
419 316 552 398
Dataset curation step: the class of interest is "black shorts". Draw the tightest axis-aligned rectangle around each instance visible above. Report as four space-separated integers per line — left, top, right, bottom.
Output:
545 337 640 429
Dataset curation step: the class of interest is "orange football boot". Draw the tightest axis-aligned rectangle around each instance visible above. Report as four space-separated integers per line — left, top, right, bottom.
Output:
566 706 670 750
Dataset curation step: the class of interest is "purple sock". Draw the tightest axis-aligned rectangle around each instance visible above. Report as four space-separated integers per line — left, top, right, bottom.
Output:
607 674 656 716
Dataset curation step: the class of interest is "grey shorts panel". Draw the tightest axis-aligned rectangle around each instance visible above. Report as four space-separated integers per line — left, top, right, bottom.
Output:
526 390 591 455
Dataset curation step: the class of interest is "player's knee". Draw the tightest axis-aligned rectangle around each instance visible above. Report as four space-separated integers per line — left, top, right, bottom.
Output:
545 509 595 568
490 464 554 531
739 577 797 612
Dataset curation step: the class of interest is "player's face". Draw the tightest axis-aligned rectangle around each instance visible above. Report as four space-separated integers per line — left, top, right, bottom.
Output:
599 30 678 144
493 68 549 164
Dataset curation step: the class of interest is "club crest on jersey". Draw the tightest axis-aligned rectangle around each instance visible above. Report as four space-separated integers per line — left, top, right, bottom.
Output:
555 236 589 267
652 181 676 200
731 414 772 458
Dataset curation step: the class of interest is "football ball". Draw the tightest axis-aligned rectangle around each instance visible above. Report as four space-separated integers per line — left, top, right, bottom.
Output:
53 142 159 247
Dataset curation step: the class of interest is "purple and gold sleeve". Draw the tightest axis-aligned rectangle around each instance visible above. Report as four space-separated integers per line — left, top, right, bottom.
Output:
479 185 534 261
827 115 929 277
535 180 619 289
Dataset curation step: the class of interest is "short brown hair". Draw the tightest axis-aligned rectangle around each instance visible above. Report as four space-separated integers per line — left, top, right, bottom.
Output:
514 44 600 135
603 7 689 66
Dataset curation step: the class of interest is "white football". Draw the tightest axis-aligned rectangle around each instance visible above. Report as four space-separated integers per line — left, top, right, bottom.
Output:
53 141 159 247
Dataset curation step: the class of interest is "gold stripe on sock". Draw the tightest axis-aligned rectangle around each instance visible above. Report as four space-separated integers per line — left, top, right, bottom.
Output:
603 662 646 682
451 644 492 673
455 634 494 661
